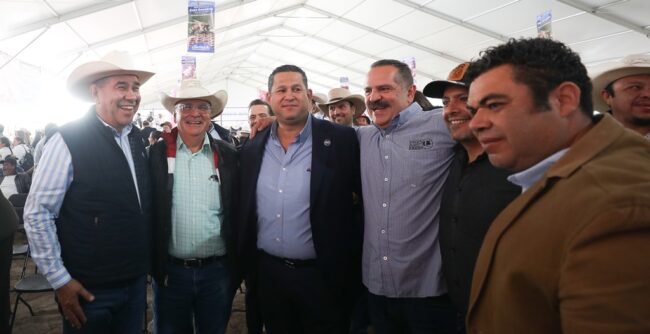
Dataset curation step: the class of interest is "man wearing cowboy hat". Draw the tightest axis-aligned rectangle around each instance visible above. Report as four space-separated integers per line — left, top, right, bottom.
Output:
311 92 328 119
591 54 650 138
24 50 154 333
150 79 240 334
423 63 519 331
318 88 366 127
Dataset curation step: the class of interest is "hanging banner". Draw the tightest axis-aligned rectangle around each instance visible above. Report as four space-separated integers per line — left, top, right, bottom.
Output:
339 76 349 89
402 56 416 82
187 1 215 53
536 10 552 39
181 56 196 79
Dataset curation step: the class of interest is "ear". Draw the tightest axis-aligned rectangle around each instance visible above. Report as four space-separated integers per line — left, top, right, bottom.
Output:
90 84 100 103
406 84 416 103
307 88 313 101
551 82 581 118
600 88 613 108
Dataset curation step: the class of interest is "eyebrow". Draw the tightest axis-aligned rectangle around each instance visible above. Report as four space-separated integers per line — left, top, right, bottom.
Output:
115 80 140 87
467 93 509 109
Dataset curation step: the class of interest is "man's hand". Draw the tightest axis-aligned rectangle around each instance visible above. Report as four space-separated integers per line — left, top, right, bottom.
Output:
56 279 95 329
250 116 275 139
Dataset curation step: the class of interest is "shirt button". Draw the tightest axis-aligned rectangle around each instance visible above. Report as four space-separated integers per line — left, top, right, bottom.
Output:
276 214 281 218
384 178 388 182
386 135 390 138
282 167 287 171
278 189 283 193
382 203 387 208
381 229 386 234
275 238 280 242
382 256 388 261
384 155 389 159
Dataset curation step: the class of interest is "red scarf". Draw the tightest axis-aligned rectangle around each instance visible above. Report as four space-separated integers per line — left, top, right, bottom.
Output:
162 127 219 174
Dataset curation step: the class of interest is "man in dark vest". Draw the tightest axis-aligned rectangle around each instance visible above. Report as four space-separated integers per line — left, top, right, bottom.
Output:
24 50 154 333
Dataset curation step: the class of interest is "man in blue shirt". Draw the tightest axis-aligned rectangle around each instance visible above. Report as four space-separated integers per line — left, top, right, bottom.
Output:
238 64 362 333
24 51 154 333
150 79 239 334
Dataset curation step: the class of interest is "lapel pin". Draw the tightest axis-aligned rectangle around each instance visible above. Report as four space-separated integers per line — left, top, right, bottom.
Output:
323 139 331 147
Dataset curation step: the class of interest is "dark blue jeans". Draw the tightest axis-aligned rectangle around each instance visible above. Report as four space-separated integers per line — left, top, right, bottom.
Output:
61 275 147 334
152 258 233 334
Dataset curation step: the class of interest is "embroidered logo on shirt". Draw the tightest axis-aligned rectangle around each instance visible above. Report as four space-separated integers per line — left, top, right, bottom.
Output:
409 138 433 150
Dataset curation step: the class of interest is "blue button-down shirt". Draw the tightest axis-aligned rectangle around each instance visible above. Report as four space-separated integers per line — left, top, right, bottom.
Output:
508 148 570 193
358 103 456 298
256 116 315 260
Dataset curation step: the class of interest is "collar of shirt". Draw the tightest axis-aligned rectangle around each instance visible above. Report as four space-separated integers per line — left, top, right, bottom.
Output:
176 132 211 154
374 102 422 135
507 148 570 193
270 114 313 143
95 113 133 139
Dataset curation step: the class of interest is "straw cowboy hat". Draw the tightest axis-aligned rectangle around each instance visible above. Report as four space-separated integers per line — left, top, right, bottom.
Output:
312 92 327 104
161 79 228 118
317 88 366 117
67 50 155 102
591 54 650 112
423 63 470 98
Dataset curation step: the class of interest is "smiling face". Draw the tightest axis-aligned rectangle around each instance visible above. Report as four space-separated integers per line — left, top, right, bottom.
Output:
268 71 311 126
468 64 566 172
92 75 141 131
442 85 474 143
328 100 355 126
175 99 211 140
365 65 415 129
601 74 650 133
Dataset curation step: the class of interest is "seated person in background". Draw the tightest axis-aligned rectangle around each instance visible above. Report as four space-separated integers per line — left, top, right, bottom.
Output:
0 156 31 199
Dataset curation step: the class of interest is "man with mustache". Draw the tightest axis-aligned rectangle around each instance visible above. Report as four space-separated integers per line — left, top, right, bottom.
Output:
423 63 520 333
359 59 457 333
150 79 239 333
591 54 650 138
465 38 650 334
24 51 154 333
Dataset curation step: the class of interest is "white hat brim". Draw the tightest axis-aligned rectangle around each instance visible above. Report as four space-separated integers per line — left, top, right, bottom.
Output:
67 61 154 102
161 90 228 118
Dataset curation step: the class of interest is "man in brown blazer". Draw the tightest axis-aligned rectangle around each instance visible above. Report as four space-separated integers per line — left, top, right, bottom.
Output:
464 38 650 334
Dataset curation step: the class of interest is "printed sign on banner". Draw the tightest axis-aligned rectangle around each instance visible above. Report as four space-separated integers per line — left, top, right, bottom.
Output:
340 77 349 89
402 56 416 83
537 10 552 39
188 1 215 53
181 56 196 79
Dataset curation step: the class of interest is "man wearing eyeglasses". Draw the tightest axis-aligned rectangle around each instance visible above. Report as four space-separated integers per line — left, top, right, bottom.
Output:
149 79 240 334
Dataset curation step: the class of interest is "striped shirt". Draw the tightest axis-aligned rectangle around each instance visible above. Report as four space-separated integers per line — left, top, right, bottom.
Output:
169 133 225 258
23 115 140 289
358 103 455 298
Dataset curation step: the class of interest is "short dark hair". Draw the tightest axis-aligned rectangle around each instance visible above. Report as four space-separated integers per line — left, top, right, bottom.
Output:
0 137 10 148
370 59 414 88
150 130 162 141
13 136 23 144
248 99 274 116
143 120 150 126
161 121 172 128
465 38 593 117
268 65 308 92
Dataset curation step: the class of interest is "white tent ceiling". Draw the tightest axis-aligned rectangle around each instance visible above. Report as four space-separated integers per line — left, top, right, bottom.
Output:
1 0 649 125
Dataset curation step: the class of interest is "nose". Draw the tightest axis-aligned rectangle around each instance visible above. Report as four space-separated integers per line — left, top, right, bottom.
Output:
124 88 138 100
468 108 489 133
366 89 381 103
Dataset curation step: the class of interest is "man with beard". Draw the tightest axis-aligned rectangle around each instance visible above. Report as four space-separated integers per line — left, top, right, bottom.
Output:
24 51 154 333
317 88 366 127
423 63 520 333
359 59 457 333
591 54 650 138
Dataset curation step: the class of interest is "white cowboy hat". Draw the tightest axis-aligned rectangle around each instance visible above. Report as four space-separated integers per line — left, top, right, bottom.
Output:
590 54 650 112
317 88 366 117
67 50 155 102
312 92 327 104
160 79 228 118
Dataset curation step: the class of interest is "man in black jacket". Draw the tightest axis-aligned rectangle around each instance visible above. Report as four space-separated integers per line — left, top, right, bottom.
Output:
150 79 239 334
238 65 362 333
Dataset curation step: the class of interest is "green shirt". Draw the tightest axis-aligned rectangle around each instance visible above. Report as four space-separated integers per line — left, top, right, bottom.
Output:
169 134 225 258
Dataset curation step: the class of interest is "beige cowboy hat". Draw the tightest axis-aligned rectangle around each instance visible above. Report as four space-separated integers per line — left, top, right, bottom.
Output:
590 54 650 112
67 50 155 102
160 79 228 118
317 88 366 117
